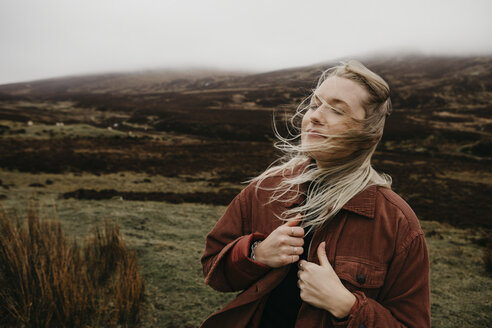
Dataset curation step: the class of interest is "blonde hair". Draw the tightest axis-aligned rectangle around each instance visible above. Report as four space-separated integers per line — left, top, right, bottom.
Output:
253 60 392 232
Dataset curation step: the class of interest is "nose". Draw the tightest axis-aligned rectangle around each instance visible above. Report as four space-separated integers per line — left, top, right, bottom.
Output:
309 106 324 125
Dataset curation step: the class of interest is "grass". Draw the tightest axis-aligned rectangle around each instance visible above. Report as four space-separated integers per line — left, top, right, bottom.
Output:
0 118 201 143
0 120 128 139
423 221 492 326
0 169 240 197
1 170 491 327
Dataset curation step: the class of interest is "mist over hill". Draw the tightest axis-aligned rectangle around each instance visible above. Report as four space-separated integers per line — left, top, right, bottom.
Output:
1 55 491 107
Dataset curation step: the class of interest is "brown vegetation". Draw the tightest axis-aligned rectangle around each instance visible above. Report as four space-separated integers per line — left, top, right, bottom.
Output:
61 188 241 205
0 206 144 327
0 55 491 326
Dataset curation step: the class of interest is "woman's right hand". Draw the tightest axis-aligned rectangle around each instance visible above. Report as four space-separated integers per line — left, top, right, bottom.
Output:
254 214 305 268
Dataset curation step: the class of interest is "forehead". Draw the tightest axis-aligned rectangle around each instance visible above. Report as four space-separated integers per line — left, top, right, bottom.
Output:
315 76 369 115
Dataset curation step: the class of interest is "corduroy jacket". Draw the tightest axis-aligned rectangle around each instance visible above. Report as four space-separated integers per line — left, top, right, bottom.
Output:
200 167 430 328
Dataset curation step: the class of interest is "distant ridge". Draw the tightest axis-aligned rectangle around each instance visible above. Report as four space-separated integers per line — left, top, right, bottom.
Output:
1 55 490 112
0 68 250 97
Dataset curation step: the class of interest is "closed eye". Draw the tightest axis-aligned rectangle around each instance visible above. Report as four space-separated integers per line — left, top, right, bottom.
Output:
307 104 318 111
310 94 345 115
328 104 344 115
307 103 344 116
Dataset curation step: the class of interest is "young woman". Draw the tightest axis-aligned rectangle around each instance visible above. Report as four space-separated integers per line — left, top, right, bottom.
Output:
200 60 430 328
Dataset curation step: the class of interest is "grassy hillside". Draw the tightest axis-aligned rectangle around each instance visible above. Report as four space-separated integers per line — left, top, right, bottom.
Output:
0 169 490 327
0 55 491 326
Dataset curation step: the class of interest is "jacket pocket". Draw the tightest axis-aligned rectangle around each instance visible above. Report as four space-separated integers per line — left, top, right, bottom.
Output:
334 256 387 296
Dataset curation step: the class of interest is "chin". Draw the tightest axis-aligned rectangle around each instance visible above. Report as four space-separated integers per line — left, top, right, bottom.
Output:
301 140 328 154
307 149 355 165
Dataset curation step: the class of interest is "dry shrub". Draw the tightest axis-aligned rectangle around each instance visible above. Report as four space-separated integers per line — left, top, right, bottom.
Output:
0 206 144 327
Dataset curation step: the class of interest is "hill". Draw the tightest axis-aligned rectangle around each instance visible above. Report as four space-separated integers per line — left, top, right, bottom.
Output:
0 55 491 327
0 55 491 228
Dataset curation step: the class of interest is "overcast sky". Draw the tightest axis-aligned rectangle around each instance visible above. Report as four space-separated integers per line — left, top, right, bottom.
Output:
1 0 491 85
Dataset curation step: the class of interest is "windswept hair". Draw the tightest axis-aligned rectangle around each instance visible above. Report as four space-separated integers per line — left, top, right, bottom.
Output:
253 60 393 232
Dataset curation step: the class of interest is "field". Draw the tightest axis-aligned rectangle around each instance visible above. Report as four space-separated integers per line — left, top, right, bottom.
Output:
0 55 491 327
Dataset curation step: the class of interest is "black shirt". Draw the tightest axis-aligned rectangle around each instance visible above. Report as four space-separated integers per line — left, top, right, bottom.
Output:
259 228 313 328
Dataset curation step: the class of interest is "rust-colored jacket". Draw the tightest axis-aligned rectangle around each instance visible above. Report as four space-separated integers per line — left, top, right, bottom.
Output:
201 169 430 328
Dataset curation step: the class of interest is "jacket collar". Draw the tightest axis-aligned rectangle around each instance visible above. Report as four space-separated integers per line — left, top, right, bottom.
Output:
280 158 378 221
341 185 377 219
283 185 377 219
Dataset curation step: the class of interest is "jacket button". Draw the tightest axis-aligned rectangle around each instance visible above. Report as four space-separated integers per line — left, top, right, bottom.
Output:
356 274 366 284
358 324 367 328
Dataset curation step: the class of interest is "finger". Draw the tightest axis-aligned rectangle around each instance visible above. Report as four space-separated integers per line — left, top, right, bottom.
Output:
292 246 304 255
298 260 304 270
317 242 330 267
284 213 302 227
289 226 305 238
287 236 304 247
297 267 305 279
282 244 303 255
283 245 299 254
282 225 304 238
291 255 299 263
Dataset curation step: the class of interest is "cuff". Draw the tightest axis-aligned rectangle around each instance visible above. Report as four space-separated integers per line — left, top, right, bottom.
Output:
225 232 270 282
331 293 361 327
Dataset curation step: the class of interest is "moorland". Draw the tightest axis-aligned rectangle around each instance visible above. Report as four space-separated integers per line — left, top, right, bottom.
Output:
0 55 491 327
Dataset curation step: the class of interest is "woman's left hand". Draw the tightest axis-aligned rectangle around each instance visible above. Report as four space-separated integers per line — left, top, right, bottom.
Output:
297 242 356 319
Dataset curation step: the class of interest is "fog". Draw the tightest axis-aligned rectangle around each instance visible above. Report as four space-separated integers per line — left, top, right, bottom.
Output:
1 0 491 84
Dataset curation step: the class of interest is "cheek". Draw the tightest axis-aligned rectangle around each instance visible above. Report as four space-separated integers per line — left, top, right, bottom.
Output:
325 113 354 133
324 111 345 125
329 122 347 134
301 115 310 141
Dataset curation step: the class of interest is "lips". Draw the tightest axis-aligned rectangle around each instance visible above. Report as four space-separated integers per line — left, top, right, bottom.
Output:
305 130 327 138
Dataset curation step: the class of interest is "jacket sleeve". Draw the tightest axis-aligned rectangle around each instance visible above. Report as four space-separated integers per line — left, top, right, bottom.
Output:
201 187 271 292
334 232 431 328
